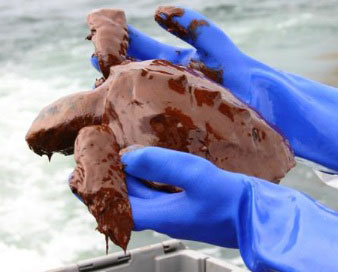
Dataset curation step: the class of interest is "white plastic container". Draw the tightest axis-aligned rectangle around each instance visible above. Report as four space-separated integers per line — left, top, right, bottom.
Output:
47 240 245 272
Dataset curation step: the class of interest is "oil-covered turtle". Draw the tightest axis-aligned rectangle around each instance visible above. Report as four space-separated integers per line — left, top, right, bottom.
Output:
25 8 295 252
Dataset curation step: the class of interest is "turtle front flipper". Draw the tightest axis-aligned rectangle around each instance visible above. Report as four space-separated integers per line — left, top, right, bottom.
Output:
87 9 129 78
69 125 133 252
25 88 106 157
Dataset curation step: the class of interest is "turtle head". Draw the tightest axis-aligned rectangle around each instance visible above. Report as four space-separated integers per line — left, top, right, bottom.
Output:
26 89 105 158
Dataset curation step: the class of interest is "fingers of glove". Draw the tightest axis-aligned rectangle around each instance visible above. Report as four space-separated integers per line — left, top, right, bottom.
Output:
155 6 241 62
126 174 168 199
122 146 215 193
129 192 186 232
90 25 197 71
127 25 196 65
68 169 166 203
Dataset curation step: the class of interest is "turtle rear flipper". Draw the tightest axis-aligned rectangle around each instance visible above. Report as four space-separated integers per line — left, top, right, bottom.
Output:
69 125 133 252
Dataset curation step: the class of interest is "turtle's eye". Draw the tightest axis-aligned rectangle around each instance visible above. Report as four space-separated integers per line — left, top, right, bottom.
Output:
86 29 96 40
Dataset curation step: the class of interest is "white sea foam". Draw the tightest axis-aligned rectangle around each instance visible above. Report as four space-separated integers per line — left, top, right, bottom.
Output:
0 72 99 271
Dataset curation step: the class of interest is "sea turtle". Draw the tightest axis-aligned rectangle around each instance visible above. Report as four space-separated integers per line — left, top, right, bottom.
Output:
25 8 295 252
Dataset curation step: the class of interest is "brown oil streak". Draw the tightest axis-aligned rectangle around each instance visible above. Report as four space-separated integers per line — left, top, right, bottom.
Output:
168 75 187 94
154 6 187 38
194 88 220 106
188 19 209 40
188 60 224 84
218 103 234 122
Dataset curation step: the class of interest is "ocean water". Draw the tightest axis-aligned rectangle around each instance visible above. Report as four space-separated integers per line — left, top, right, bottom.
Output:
1 0 338 271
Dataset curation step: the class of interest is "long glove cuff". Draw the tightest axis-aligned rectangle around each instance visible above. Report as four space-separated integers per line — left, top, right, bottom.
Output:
246 63 338 172
236 176 338 271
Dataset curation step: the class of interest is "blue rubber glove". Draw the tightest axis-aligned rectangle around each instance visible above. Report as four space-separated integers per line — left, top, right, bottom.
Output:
91 7 338 173
122 147 338 272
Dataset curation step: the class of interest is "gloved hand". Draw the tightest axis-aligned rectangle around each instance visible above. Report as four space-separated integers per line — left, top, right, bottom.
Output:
91 6 338 173
122 146 338 272
123 146 245 248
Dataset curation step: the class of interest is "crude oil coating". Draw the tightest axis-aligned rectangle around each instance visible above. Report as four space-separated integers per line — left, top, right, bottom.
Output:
87 9 129 78
194 88 220 107
218 103 235 122
154 6 187 37
26 7 296 253
154 7 209 42
110 59 294 181
154 7 223 84
69 125 132 252
168 75 187 94
188 19 209 40
188 60 224 85
26 88 106 157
